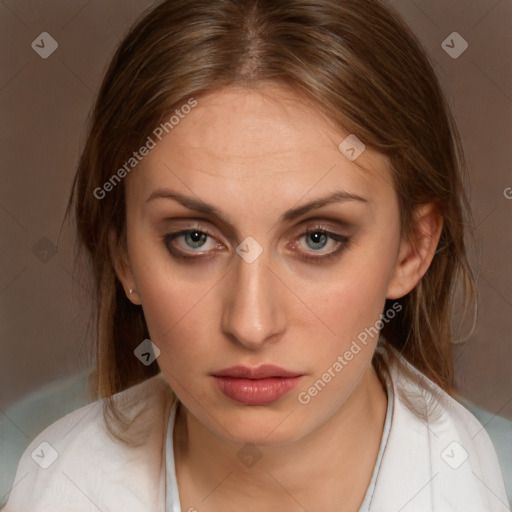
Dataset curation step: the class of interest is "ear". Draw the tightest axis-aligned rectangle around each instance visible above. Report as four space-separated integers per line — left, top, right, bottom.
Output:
386 203 443 300
108 229 141 305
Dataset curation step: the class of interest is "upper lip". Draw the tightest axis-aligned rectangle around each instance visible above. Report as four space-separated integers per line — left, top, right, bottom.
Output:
212 365 303 379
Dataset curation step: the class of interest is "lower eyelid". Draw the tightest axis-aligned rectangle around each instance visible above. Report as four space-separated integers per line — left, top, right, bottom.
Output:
298 241 348 261
294 233 350 259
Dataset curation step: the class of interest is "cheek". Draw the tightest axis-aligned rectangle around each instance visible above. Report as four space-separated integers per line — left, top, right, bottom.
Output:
126 218 214 336
298 243 397 344
295 275 387 387
291 238 398 392
292 265 393 419
130 255 223 384
139 282 213 398
136 271 214 357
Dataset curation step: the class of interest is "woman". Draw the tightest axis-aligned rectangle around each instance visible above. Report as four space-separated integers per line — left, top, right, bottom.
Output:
3 0 508 510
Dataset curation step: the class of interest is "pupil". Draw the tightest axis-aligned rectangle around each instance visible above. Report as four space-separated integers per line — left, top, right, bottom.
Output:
308 232 327 250
187 231 206 248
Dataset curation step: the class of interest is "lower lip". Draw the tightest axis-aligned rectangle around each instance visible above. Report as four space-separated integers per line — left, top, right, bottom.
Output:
213 376 302 405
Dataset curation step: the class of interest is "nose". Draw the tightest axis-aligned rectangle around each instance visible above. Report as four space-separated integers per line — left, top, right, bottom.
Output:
221 251 286 350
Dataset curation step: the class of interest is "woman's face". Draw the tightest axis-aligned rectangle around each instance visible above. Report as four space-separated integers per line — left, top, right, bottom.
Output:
120 84 407 446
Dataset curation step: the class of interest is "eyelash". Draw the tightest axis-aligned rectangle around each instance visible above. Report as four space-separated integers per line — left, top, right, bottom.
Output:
297 228 349 261
163 224 350 262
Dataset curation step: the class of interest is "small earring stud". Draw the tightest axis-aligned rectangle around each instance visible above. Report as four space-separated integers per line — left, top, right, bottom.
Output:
129 288 135 294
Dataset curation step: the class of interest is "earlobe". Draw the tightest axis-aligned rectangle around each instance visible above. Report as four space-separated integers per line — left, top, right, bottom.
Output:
386 203 443 300
108 230 141 305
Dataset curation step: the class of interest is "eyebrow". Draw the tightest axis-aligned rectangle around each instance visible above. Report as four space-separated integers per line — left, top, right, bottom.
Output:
145 188 368 224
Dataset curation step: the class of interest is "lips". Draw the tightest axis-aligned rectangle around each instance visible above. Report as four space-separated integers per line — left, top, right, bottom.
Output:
212 364 302 379
211 365 303 405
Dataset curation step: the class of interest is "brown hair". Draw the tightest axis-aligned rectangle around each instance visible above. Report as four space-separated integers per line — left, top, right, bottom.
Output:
67 0 475 408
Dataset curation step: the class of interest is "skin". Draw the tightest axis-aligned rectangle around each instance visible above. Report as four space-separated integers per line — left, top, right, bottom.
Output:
113 83 442 511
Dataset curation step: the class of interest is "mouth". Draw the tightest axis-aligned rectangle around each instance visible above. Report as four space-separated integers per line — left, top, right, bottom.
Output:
211 365 304 405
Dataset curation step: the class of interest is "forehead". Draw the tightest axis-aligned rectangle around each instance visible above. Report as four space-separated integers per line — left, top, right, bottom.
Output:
171 85 341 165
129 84 395 208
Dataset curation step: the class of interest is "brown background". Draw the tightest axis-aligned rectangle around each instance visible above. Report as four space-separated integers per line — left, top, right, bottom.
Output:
0 0 511 419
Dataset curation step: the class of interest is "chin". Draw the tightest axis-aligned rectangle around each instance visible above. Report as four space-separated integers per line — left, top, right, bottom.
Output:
208 405 309 447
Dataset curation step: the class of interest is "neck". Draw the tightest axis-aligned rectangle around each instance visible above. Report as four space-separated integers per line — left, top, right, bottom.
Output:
173 366 388 512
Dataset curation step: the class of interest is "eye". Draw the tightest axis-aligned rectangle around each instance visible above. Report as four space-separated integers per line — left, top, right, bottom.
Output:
164 226 223 259
163 224 350 262
290 227 350 261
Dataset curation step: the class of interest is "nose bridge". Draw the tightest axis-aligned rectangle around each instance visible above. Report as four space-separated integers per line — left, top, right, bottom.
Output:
221 249 285 349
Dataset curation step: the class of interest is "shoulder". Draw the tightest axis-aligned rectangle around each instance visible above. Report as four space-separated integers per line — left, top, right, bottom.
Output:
456 395 512 504
2 373 174 512
370 350 509 512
